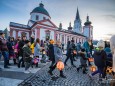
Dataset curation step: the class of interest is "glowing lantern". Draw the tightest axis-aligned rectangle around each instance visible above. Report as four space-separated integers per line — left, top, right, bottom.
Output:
49 40 54 44
33 58 39 64
88 58 94 62
90 66 96 72
106 67 113 74
56 61 64 71
73 50 77 55
43 51 46 54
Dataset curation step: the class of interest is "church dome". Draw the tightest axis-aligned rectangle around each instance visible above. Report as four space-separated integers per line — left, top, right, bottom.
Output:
31 3 50 17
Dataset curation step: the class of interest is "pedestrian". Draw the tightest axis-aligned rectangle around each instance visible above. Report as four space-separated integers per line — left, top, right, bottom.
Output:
77 48 88 74
48 40 66 78
88 40 107 80
0 30 9 68
34 38 40 67
64 39 76 67
48 39 55 68
7 37 17 64
23 40 32 73
109 35 115 86
18 36 27 68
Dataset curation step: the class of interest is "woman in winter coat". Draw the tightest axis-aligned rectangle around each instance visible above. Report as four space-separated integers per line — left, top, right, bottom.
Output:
89 40 107 79
7 37 16 64
48 40 66 78
34 38 40 67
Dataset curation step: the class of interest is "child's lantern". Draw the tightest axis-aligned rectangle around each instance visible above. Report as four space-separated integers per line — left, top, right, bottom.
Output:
90 66 96 72
33 58 39 64
88 58 94 62
73 50 77 55
56 61 64 70
106 67 113 74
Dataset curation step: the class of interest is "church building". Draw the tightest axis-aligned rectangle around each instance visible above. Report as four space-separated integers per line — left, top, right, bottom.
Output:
10 2 93 44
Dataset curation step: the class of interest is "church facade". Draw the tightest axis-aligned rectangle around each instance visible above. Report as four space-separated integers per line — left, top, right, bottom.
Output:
10 3 93 44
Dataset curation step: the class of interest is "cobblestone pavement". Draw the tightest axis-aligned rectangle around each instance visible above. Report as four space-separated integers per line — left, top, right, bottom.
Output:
18 57 111 86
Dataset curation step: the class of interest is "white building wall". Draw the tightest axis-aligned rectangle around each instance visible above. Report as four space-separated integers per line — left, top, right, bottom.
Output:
40 29 46 41
25 32 29 39
30 13 50 22
18 31 21 37
50 30 54 40
84 26 89 38
13 30 16 39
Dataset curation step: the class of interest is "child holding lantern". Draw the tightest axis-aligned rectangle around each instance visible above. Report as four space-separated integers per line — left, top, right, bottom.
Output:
88 40 107 80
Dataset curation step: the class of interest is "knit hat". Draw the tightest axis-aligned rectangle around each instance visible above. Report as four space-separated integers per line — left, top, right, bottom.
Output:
97 40 105 48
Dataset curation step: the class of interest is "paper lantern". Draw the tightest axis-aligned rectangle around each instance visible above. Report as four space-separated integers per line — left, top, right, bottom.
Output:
33 58 39 64
90 66 96 72
73 50 77 55
88 58 94 62
43 51 46 54
106 67 113 74
49 40 54 44
56 61 64 70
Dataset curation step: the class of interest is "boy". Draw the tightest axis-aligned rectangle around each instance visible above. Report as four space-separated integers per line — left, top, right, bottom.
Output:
23 40 33 73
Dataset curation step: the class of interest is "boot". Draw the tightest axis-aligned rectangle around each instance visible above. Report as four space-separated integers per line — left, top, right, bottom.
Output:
48 70 53 76
60 71 66 78
13 59 17 65
7 60 11 65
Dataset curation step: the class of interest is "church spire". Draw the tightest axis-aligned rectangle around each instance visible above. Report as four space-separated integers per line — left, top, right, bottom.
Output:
84 14 92 26
68 22 72 31
58 23 62 30
75 7 80 20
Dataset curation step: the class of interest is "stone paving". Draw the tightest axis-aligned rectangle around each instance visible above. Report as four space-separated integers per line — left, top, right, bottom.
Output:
18 57 111 86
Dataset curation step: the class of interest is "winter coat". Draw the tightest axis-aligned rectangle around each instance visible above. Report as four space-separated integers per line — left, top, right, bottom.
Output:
30 43 34 54
34 43 40 57
83 41 90 52
79 52 87 66
93 50 107 68
14 43 19 53
48 44 55 61
23 45 32 62
54 44 63 63
18 40 26 56
0 36 8 51
7 41 15 56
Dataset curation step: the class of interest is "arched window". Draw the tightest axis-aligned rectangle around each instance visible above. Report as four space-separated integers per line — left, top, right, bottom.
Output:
36 15 39 20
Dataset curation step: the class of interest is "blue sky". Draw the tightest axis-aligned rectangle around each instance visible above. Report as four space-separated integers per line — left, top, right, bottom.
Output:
0 0 115 40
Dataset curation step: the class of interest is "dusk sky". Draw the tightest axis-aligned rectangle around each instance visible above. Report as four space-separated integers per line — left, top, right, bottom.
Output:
0 0 115 40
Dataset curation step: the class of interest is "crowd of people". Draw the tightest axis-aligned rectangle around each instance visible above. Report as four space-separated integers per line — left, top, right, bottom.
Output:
0 30 115 82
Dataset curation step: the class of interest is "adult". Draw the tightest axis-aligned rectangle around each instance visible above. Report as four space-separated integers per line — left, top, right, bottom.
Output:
64 39 76 67
7 37 16 64
0 30 9 68
48 40 66 78
48 39 55 68
34 38 41 67
18 36 27 68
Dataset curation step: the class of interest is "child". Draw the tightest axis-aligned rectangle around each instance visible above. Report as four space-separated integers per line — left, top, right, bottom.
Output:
23 40 32 73
77 48 88 74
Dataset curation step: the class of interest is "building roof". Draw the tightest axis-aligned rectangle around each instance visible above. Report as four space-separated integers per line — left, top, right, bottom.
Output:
56 29 86 37
10 22 31 29
31 3 50 17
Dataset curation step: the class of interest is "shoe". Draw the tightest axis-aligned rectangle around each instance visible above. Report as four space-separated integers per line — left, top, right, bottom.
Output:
4 66 10 68
18 64 20 68
64 63 67 66
83 71 87 74
60 74 66 78
48 70 53 76
21 65 25 67
24 70 30 74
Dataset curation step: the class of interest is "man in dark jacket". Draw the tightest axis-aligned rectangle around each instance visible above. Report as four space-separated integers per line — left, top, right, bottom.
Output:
64 39 76 67
18 36 27 68
0 30 9 68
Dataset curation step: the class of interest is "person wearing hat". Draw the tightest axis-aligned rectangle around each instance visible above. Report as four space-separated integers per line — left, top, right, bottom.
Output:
88 40 107 80
0 30 9 68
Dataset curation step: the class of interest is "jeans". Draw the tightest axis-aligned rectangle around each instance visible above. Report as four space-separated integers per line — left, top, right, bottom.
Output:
91 67 105 78
2 51 9 67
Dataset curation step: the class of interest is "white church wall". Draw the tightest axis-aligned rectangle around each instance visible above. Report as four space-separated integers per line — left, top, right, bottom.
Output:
84 27 89 38
25 32 29 39
13 30 16 39
31 13 50 22
40 29 46 41
50 30 54 40
18 31 21 37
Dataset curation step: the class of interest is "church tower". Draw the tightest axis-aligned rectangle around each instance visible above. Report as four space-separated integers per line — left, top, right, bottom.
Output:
83 15 93 40
73 8 82 34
